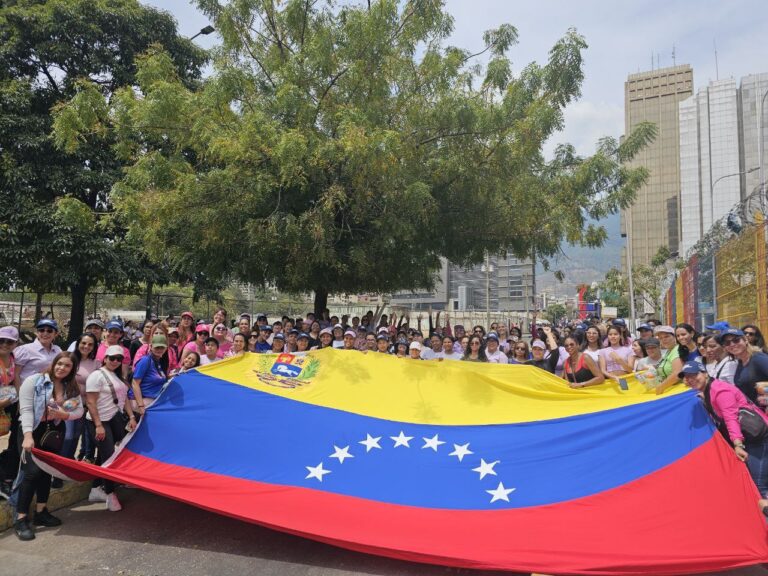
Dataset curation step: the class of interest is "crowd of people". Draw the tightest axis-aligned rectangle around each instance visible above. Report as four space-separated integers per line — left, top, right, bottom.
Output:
1 307 768 540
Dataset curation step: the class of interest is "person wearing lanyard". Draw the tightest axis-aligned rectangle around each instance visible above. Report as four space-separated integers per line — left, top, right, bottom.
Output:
654 325 684 395
85 345 137 512
130 335 168 418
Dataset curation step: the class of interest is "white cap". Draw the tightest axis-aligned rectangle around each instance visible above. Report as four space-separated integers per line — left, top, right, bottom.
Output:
409 341 422 351
105 345 125 357
531 339 546 350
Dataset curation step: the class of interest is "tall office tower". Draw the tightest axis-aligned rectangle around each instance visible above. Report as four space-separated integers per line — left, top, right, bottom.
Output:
679 79 740 257
739 73 768 197
621 65 694 271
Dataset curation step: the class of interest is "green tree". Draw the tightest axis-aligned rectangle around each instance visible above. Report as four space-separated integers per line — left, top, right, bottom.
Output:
0 0 207 339
596 268 630 318
54 0 654 315
543 303 567 324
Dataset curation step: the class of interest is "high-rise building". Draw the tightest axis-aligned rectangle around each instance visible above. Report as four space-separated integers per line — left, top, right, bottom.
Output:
739 74 768 198
390 255 535 313
679 79 740 257
678 73 768 256
621 65 694 271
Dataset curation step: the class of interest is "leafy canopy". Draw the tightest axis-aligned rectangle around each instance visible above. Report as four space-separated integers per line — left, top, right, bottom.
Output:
54 0 655 305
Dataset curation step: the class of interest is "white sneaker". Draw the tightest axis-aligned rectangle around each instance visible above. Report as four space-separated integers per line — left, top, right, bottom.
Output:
105 492 122 512
88 486 108 503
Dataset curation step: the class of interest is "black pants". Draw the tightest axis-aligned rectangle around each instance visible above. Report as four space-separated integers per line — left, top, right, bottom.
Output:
0 404 20 482
86 414 126 494
16 420 64 515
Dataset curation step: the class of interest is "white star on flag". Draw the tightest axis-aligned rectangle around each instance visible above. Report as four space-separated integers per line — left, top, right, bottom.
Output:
359 434 382 452
486 481 515 503
422 434 445 451
448 443 473 462
390 431 413 448
305 462 331 482
329 445 354 464
472 458 500 479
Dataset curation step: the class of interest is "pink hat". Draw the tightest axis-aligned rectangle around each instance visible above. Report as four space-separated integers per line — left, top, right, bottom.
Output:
319 327 333 336
531 339 546 349
0 326 19 341
344 330 356 338
181 311 194 319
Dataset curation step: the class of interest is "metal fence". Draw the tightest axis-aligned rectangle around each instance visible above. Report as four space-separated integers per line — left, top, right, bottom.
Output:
663 217 768 335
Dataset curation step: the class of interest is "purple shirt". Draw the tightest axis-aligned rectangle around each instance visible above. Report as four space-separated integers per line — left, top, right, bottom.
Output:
14 339 62 381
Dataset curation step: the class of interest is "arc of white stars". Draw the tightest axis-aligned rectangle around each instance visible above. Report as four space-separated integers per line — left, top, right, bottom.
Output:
472 458 500 480
330 445 354 464
359 434 382 452
448 443 473 462
305 462 331 482
422 434 446 451
486 481 515 503
390 431 413 448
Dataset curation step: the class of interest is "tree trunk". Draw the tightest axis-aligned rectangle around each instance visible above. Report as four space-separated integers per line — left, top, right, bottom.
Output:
34 291 44 323
313 288 329 318
69 275 89 345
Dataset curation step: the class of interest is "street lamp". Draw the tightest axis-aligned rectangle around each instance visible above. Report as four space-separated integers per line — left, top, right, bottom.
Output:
190 25 215 41
481 252 494 330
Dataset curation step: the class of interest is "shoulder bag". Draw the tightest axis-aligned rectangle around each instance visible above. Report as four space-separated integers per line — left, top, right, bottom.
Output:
39 386 64 453
101 368 130 430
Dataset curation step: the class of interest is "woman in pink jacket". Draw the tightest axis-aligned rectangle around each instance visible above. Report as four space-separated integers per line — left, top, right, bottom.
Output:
679 360 768 505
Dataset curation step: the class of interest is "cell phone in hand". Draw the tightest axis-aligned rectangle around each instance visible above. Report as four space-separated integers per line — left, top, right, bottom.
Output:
618 378 629 391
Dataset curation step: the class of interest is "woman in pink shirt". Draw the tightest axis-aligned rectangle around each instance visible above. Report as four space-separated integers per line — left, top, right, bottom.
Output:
679 360 768 504
598 326 634 384
132 324 179 373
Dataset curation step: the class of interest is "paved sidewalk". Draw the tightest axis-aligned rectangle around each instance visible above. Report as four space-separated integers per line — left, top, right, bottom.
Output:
0 489 766 576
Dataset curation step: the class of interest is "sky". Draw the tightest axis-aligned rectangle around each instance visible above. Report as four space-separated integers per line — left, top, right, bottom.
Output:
145 0 768 158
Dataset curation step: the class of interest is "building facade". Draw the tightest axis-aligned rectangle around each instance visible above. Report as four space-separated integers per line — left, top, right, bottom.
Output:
621 65 694 270
390 255 535 313
678 73 768 257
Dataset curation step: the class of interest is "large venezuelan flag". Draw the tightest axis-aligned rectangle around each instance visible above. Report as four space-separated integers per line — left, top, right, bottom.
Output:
37 349 768 574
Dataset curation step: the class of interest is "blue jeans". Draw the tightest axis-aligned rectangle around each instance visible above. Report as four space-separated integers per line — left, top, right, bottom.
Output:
746 441 768 497
60 417 83 460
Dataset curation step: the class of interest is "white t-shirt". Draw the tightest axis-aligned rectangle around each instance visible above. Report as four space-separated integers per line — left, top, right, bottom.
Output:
199 355 219 365
706 358 737 384
437 350 462 361
85 368 128 422
421 348 441 360
486 349 509 364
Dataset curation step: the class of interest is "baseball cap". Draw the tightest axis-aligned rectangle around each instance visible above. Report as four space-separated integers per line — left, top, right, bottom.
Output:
319 327 333 336
288 328 300 335
181 311 194 319
678 360 706 379
105 345 125 357
531 339 546 350
486 332 499 342
151 335 168 348
167 326 179 335
105 320 123 332
36 319 58 331
256 314 267 321
638 324 653 332
611 319 626 327
717 328 745 344
273 332 286 341
654 325 675 335
376 333 389 341
259 325 272 332
85 319 105 329
409 341 422 351
643 337 660 347
0 326 19 341
706 321 731 332
298 332 310 340
344 330 356 338
195 325 210 334
333 324 343 331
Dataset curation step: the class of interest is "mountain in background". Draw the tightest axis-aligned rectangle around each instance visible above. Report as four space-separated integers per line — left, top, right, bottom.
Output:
536 212 623 297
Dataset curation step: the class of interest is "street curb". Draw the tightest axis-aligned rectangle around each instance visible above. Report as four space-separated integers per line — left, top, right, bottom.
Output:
0 481 90 531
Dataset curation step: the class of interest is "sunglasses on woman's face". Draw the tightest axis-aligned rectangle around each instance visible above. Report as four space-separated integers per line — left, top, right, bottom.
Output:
515 346 526 351
723 337 743 346
0 338 15 346
106 355 123 362
745 331 757 337
38 327 55 334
